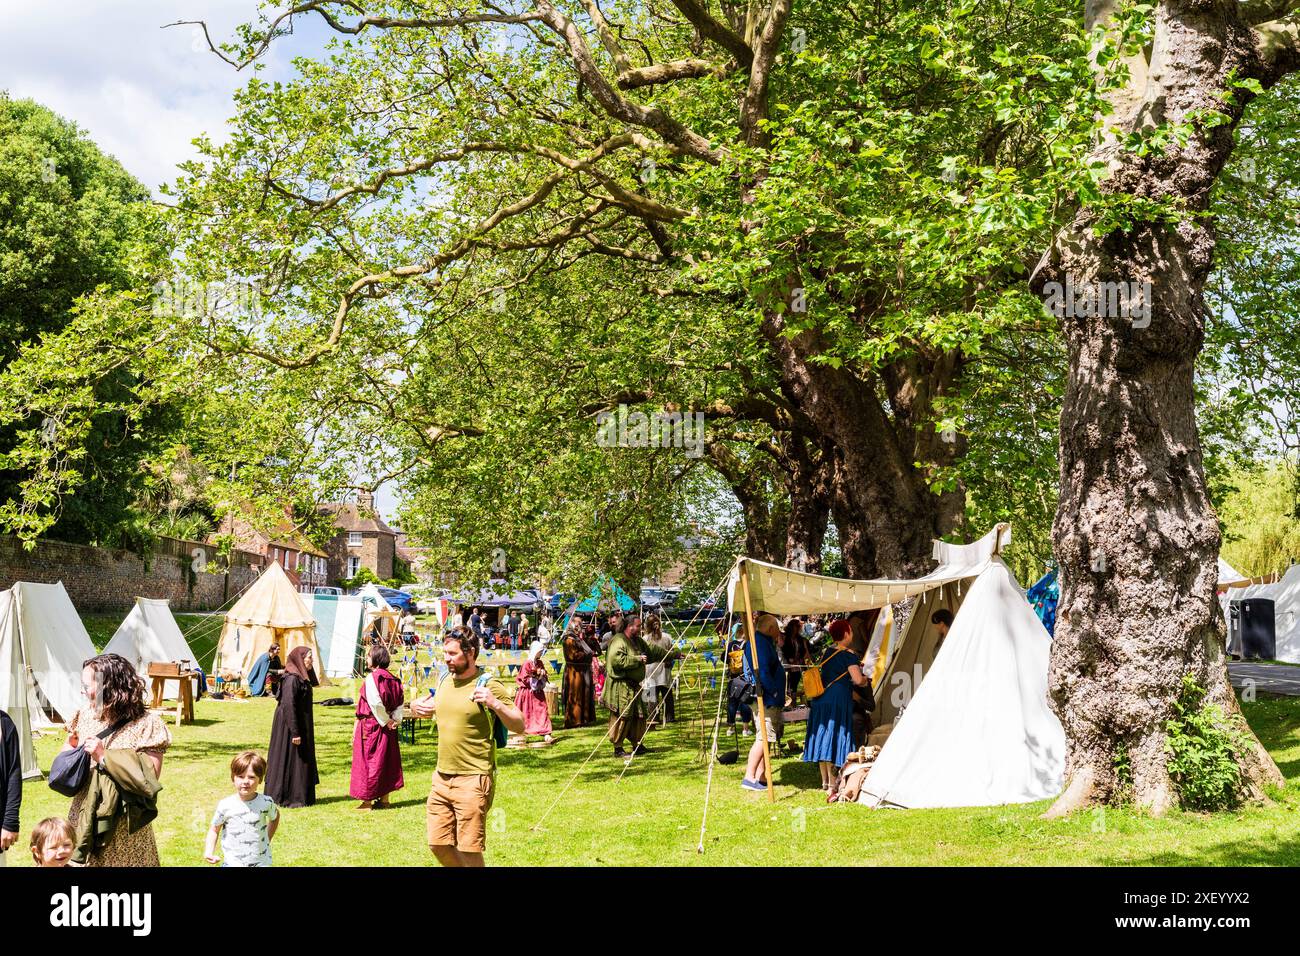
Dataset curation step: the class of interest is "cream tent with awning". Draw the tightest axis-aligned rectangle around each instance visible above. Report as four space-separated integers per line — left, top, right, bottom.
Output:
727 524 1065 809
214 562 323 682
105 598 200 699
0 582 97 778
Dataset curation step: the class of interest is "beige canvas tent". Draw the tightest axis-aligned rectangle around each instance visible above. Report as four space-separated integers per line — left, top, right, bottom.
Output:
0 581 97 778
214 562 323 683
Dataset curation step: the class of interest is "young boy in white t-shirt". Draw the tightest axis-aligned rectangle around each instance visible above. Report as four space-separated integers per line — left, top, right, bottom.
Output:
205 751 280 867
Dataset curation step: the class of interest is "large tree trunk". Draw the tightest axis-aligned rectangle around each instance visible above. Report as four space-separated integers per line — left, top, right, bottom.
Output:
780 432 832 572
1038 0 1285 816
761 313 964 577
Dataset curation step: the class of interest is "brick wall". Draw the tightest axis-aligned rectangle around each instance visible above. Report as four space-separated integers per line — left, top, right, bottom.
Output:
0 535 264 612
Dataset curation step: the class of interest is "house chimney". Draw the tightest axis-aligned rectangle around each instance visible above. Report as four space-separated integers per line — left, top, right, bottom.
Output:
357 490 375 512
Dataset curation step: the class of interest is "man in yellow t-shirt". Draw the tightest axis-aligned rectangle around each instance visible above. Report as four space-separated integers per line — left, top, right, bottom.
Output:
409 626 524 866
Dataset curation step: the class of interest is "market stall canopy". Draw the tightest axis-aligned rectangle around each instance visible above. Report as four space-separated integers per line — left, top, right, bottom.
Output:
727 524 1011 615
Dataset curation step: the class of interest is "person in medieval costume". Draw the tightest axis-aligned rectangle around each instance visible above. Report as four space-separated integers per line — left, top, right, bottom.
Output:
601 616 677 758
247 642 282 697
562 623 600 728
265 646 319 809
514 641 555 745
350 644 406 810
643 614 676 728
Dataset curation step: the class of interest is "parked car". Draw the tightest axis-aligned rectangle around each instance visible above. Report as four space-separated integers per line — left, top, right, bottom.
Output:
313 586 343 597
375 586 417 613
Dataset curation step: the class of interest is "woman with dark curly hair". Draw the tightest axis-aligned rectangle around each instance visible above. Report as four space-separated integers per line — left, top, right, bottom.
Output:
62 653 171 866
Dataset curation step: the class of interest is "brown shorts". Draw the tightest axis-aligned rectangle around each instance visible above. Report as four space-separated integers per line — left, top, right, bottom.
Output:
426 771 495 853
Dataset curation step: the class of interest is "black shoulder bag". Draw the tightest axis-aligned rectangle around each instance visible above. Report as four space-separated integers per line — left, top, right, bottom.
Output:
48 716 130 797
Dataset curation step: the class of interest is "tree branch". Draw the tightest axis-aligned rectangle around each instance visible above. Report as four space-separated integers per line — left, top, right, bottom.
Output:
1254 13 1300 84
667 0 754 69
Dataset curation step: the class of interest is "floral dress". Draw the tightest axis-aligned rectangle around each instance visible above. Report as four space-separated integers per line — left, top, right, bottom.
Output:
66 708 171 866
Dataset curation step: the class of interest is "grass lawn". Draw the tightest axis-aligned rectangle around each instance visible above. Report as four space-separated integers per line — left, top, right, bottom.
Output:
11 619 1300 866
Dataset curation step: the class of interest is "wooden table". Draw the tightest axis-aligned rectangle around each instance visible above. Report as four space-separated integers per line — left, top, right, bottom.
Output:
148 668 196 726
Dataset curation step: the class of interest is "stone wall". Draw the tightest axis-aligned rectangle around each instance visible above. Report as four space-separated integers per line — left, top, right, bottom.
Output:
0 535 265 612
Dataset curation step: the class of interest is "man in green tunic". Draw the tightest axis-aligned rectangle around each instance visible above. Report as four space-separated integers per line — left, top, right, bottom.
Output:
601 615 676 757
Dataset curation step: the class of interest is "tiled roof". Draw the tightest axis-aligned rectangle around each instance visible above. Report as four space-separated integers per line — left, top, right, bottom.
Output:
321 502 397 536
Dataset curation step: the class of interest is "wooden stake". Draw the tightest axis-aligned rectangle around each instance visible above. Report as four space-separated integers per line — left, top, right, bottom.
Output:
739 560 776 803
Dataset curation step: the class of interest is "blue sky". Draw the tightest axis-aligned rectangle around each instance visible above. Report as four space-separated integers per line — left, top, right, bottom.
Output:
1 1 402 522
0 0 336 192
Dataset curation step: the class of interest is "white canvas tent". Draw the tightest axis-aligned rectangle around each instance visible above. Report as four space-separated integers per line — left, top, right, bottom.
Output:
858 557 1064 808
356 583 400 644
1218 558 1247 588
1220 563 1300 663
215 563 324 682
727 524 1066 809
0 582 97 779
302 593 365 678
104 598 200 699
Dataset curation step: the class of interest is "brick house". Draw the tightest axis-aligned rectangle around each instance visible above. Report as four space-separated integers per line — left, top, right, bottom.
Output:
213 514 329 592
320 492 397 584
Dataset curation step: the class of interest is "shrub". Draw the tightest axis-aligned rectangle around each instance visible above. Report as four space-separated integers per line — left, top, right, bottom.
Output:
1164 674 1251 812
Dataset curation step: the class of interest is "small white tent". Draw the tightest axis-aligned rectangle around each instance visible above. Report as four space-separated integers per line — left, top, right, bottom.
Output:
357 583 400 644
104 598 200 699
302 593 365 678
858 558 1064 808
0 582 97 779
1221 564 1300 663
1217 558 1247 588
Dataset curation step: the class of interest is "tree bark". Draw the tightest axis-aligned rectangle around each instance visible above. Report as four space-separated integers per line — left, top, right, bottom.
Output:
761 312 965 578
1038 0 1286 816
779 432 832 572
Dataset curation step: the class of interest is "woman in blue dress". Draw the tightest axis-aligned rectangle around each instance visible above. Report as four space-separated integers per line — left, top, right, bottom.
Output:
803 619 871 799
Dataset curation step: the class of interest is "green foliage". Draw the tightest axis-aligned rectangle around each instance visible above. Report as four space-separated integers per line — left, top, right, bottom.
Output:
1216 460 1300 575
1112 742 1134 806
339 566 386 590
1164 674 1252 813
0 96 178 546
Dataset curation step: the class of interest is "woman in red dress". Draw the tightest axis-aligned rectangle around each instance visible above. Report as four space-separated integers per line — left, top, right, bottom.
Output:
349 644 405 810
515 641 555 744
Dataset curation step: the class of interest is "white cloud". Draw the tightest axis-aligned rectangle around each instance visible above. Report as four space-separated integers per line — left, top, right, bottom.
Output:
0 0 333 192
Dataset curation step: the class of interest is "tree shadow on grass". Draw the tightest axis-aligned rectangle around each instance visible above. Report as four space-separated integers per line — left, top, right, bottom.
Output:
1102 829 1300 866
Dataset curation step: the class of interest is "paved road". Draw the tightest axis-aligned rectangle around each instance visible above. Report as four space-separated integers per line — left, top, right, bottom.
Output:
1229 662 1300 697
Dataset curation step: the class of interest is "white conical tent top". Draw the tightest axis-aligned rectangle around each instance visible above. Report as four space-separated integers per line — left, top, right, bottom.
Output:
858 559 1065 809
0 582 97 778
105 598 199 698
105 598 197 674
727 524 1011 615
356 583 394 612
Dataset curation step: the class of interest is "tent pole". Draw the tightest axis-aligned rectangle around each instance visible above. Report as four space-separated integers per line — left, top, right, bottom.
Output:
738 561 776 803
